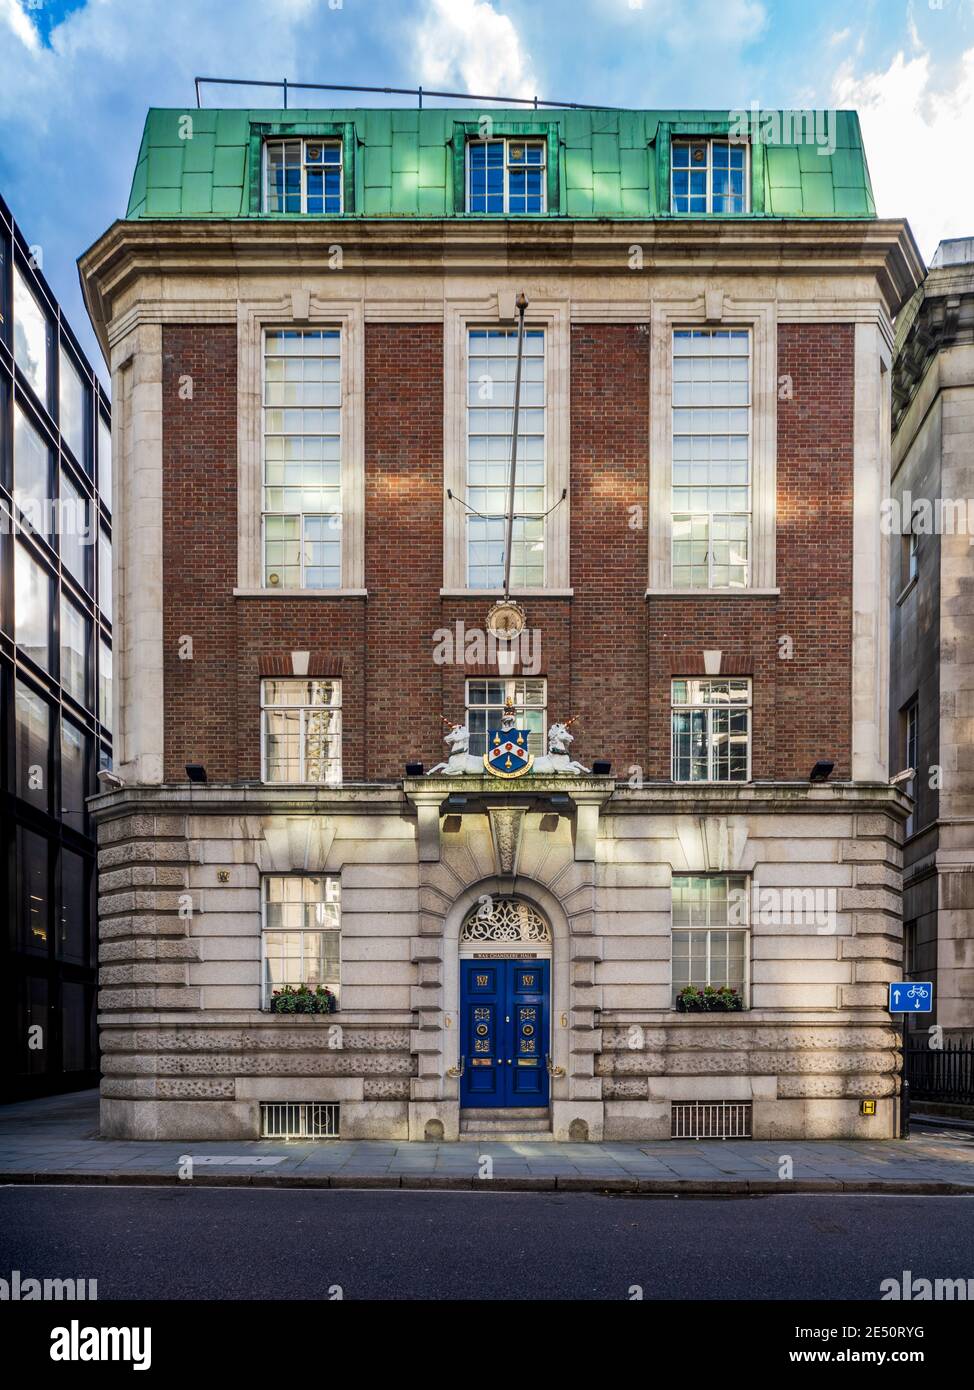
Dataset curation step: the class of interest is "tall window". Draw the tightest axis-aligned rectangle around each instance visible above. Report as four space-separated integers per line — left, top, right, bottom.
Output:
60 470 89 588
672 329 751 589
261 875 341 1008
60 595 88 705
59 347 88 466
671 874 749 1004
671 139 747 214
261 679 342 785
264 139 342 214
466 678 546 757
61 718 89 834
97 414 112 506
263 329 342 589
98 528 112 620
15 542 50 669
98 639 112 730
15 681 51 811
13 404 51 526
905 698 919 838
466 327 545 588
467 139 546 213
671 678 751 783
13 263 49 405
903 919 918 978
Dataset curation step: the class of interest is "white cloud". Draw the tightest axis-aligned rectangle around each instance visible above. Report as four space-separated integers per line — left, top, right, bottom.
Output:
0 0 40 49
416 0 539 99
832 42 974 262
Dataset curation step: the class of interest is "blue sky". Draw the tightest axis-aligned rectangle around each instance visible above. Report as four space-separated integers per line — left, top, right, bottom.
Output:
2 0 973 382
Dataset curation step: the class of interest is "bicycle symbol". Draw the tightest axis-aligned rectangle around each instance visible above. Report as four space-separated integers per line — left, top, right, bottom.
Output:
906 985 929 1000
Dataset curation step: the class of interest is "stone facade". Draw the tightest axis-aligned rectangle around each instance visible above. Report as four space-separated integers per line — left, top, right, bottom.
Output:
79 107 924 1141
93 780 906 1141
891 237 974 1038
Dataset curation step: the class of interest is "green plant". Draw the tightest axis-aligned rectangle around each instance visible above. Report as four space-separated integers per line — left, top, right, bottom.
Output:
269 984 337 1015
676 984 743 1013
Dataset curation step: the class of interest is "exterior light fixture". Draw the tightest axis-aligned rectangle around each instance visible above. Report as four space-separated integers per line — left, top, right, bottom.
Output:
186 763 207 783
445 794 468 812
405 761 424 776
592 759 612 775
809 760 834 783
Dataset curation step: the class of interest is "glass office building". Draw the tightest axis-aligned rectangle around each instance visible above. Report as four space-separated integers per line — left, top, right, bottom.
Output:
1 193 111 1100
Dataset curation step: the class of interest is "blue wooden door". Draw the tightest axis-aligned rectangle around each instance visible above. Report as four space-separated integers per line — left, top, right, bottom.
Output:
460 959 550 1109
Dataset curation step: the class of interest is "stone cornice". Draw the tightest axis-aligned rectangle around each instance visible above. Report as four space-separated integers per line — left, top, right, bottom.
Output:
892 262 974 435
79 215 923 360
90 778 912 824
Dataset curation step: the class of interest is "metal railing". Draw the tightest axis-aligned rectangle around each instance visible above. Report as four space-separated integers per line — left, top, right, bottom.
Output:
260 1101 340 1139
194 76 617 112
671 1100 752 1140
906 1040 974 1105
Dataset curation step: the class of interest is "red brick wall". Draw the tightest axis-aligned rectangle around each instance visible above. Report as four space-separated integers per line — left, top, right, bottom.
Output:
570 323 650 772
645 322 854 780
161 320 854 784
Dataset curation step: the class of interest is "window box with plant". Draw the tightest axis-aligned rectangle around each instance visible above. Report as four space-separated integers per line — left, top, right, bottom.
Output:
675 984 744 1013
269 984 338 1015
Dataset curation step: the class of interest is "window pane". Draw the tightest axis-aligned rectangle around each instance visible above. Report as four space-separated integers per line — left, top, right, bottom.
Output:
59 850 89 965
262 875 341 1006
17 827 49 955
60 347 88 464
672 329 751 588
466 327 546 587
261 678 342 784
60 594 88 704
466 677 547 756
13 264 49 404
15 682 51 811
98 414 112 505
99 639 112 730
62 981 91 1070
60 470 89 586
263 330 342 588
13 404 51 526
61 716 89 834
15 542 50 668
98 529 112 620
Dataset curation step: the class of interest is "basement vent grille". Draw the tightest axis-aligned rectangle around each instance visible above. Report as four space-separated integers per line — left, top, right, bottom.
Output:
260 1102 340 1140
671 1101 752 1140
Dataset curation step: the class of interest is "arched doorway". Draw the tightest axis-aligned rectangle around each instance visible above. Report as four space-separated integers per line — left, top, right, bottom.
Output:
458 897 552 1110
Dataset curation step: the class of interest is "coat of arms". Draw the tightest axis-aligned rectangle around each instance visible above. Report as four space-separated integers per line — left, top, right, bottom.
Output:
483 698 533 778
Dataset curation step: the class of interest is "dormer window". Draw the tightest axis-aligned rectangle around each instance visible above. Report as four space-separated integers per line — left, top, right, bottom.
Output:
264 139 343 214
467 138 546 214
671 139 747 214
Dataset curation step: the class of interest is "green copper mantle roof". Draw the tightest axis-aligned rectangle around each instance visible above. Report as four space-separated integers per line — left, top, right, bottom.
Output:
126 107 877 221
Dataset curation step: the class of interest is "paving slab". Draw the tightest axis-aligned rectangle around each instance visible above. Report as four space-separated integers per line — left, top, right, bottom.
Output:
1 1090 973 1195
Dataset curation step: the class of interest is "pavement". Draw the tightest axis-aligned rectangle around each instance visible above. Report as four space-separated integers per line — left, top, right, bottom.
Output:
2 1090 974 1194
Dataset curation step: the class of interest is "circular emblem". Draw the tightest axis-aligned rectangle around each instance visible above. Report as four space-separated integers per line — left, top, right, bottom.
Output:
485 599 527 641
476 1024 488 1036
522 1024 534 1037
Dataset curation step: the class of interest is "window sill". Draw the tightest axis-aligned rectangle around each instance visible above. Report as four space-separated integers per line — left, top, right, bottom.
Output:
440 588 574 599
233 587 368 599
895 575 918 607
646 588 779 599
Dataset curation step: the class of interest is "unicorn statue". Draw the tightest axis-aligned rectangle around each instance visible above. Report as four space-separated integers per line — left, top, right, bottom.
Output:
533 720 589 775
426 721 484 776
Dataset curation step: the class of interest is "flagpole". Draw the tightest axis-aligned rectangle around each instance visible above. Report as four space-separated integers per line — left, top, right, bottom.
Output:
502 293 528 599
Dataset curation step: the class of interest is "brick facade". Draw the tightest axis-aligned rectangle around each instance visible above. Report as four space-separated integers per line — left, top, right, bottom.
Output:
162 320 855 784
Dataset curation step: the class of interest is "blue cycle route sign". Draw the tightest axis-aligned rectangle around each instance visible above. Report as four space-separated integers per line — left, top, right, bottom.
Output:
889 982 933 1013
